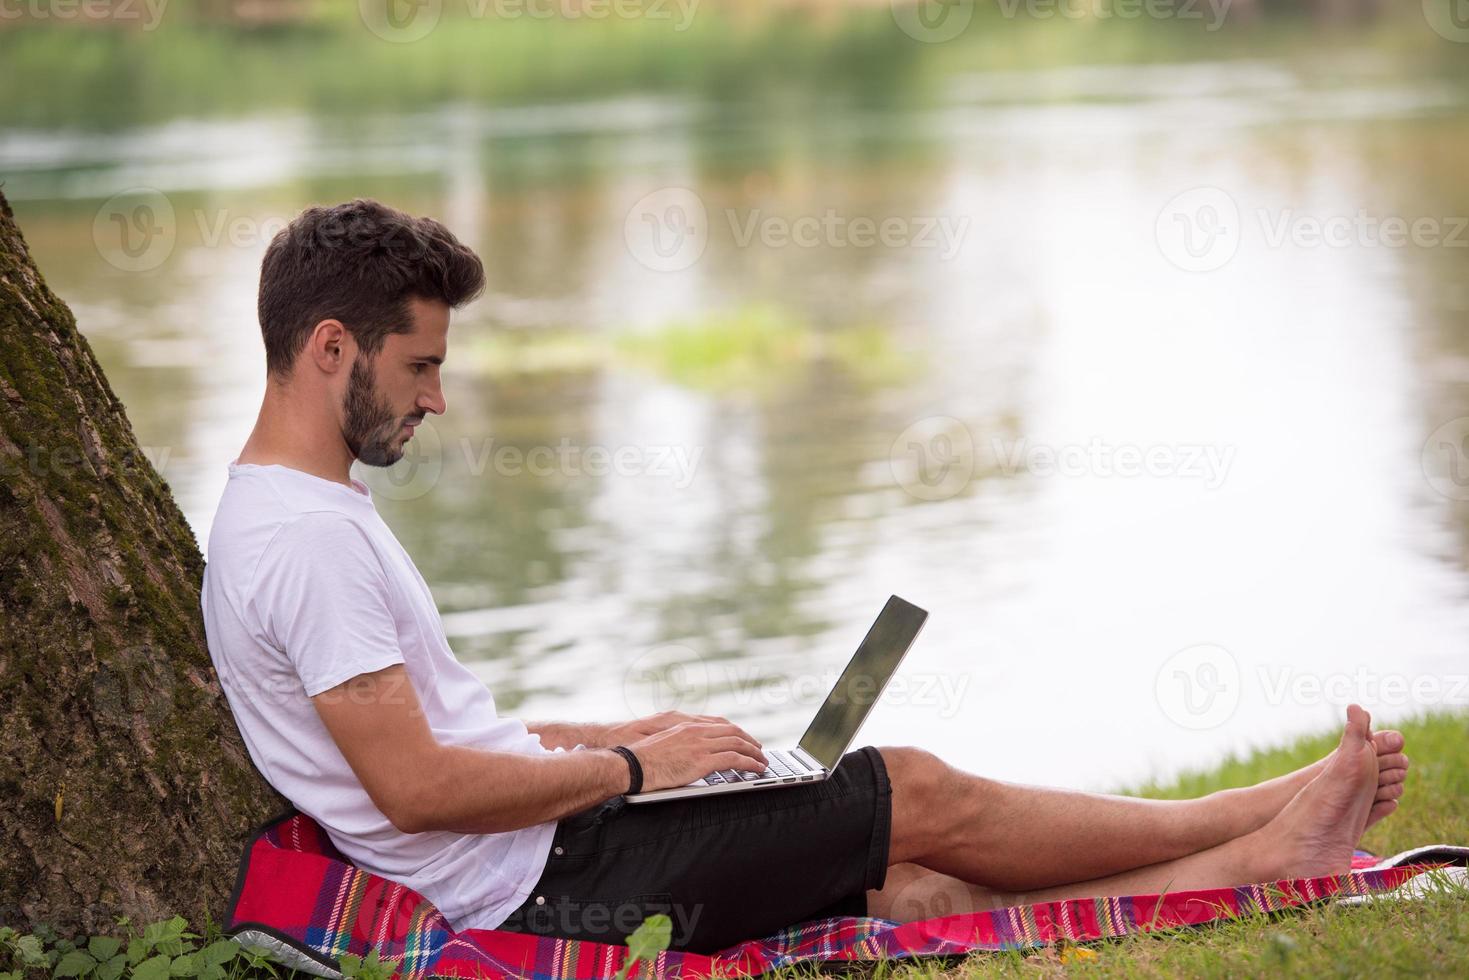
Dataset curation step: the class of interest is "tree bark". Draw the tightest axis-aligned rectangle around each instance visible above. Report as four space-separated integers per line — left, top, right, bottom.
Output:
0 188 286 937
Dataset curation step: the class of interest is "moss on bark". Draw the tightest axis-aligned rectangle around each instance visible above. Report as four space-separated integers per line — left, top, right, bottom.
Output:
0 189 287 936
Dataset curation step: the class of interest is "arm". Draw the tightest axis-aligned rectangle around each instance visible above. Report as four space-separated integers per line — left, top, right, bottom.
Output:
527 712 730 752
526 720 615 751
313 665 768 836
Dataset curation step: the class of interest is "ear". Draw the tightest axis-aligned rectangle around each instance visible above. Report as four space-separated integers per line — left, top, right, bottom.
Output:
305 319 351 375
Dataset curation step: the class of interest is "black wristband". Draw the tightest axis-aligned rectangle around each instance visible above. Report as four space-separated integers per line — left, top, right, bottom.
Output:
610 745 643 795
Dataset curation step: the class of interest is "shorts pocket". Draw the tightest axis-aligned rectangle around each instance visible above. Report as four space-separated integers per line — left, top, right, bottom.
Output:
553 798 621 856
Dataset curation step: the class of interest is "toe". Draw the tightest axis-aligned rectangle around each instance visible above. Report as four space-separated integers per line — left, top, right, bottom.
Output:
1367 799 1399 827
1377 752 1409 773
1375 782 1405 802
1378 767 1407 786
1344 704 1371 742
1372 730 1405 754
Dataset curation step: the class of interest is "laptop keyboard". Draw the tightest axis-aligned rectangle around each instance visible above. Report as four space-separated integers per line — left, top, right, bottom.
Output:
703 749 812 784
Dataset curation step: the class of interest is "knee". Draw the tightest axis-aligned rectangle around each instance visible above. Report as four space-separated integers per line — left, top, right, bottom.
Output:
878 745 950 817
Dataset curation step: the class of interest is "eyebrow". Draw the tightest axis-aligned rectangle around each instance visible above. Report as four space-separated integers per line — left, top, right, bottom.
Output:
412 355 444 365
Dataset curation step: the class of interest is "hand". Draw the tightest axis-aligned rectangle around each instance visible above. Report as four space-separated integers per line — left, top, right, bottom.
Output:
624 721 768 792
605 711 735 745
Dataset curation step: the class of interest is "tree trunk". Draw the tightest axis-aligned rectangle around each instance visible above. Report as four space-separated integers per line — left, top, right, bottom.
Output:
0 189 286 937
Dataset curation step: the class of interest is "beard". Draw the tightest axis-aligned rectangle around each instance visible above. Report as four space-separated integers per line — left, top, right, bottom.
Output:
342 356 412 467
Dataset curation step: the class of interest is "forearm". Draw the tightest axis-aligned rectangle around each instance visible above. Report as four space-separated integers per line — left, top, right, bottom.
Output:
410 743 629 835
526 720 616 751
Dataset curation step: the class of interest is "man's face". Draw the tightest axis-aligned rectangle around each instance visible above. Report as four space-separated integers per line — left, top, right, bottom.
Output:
342 296 450 467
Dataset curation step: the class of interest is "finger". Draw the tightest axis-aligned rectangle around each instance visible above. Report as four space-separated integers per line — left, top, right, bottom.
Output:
713 750 768 773
710 735 767 766
694 722 761 746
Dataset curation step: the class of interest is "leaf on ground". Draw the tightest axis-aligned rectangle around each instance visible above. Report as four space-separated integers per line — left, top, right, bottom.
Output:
51 950 96 977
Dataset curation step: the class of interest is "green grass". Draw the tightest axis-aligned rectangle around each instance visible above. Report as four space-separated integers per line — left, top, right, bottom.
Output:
839 710 1469 979
5 712 1465 978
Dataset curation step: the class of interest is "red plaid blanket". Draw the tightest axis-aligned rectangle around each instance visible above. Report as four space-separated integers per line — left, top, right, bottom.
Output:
225 809 1444 979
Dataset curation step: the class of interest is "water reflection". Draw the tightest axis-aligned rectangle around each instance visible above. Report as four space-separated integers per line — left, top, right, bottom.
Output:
6 56 1469 790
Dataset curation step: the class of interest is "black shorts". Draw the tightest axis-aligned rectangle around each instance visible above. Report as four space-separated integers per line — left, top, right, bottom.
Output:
496 746 893 954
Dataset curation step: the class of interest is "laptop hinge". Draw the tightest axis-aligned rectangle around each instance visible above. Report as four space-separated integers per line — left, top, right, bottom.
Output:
793 746 827 772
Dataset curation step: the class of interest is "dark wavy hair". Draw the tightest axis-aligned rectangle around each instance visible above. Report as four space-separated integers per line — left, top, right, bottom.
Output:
257 199 485 379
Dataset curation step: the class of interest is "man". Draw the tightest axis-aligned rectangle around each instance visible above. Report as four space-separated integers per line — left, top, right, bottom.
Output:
202 199 1411 955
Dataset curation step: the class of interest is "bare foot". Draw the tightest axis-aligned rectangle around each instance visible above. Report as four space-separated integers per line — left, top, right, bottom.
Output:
1257 705 1380 880
1246 725 1409 834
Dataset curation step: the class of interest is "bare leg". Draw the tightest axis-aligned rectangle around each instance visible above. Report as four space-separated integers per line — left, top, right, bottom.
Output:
871 706 1382 920
881 713 1407 892
881 753 1303 892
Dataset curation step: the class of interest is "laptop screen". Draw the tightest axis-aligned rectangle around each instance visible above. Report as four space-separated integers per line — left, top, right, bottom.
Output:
797 595 929 770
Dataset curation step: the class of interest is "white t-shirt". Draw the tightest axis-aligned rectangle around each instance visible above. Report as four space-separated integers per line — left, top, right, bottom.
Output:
201 460 557 931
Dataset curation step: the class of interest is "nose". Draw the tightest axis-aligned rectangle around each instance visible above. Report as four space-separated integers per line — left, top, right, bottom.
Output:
420 378 446 418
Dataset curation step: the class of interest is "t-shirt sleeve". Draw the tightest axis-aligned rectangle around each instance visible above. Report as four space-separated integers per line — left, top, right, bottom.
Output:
250 512 408 697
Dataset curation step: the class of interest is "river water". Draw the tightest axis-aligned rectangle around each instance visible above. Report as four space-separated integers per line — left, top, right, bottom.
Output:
6 44 1469 791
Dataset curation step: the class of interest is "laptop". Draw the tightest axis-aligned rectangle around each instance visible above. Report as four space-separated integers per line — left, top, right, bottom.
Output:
625 595 929 804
